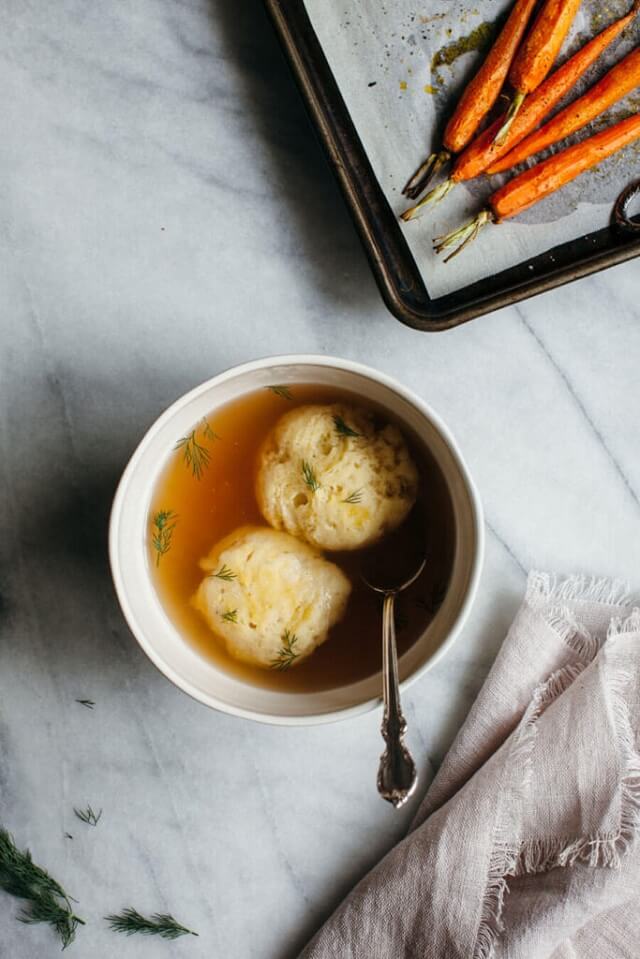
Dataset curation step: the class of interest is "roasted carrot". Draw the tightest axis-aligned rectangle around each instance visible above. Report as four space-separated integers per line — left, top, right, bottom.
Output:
496 0 584 143
434 112 640 260
401 4 638 220
489 46 640 173
403 0 539 199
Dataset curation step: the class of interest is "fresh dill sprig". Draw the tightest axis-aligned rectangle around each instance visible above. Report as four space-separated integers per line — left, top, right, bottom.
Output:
105 908 198 940
174 430 212 480
151 510 177 567
221 608 238 624
342 489 363 504
75 699 95 709
0 827 84 949
200 418 219 442
270 630 300 671
73 806 102 827
210 564 236 582
266 385 293 400
301 460 319 492
333 415 361 438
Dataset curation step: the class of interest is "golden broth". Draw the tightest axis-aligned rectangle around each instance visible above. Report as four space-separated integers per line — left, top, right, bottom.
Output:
148 384 456 692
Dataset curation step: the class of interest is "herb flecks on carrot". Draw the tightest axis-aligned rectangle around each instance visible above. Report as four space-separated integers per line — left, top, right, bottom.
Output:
465 2 639 177
402 0 539 200
401 2 639 219
435 112 640 259
495 0 584 144
489 47 640 174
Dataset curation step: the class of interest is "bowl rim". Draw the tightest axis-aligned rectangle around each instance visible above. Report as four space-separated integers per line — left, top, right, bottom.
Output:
109 353 485 725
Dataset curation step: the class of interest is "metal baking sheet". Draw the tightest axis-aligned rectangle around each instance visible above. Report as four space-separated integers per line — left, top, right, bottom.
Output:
264 0 640 330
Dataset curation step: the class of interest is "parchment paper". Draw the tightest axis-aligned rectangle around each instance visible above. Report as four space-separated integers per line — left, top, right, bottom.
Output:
304 0 640 297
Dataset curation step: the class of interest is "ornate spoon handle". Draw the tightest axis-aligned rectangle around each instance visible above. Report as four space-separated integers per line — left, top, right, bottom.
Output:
377 592 418 808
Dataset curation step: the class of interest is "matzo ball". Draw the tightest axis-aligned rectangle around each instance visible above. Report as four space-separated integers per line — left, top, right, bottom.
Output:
256 404 418 551
193 526 351 669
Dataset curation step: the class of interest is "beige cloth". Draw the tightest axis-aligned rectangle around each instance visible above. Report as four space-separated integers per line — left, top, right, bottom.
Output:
300 573 640 959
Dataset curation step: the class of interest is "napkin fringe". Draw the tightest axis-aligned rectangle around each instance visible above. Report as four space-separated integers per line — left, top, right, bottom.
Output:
527 571 631 612
602 648 640 865
516 657 640 872
542 606 597 662
608 607 640 642
528 571 633 663
475 645 640 959
474 661 585 959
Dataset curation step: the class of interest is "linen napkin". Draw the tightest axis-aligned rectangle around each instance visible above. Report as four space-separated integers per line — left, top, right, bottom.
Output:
300 573 640 959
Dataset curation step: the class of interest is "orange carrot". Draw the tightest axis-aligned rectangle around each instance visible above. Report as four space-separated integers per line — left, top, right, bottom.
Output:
434 112 640 260
496 0 584 143
401 4 638 219
489 46 640 173
443 0 539 152
403 0 539 199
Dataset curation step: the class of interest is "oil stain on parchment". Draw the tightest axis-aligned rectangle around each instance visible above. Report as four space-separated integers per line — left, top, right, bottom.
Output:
430 21 495 89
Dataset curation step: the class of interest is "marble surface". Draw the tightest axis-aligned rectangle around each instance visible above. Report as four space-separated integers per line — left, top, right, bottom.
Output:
0 1 639 956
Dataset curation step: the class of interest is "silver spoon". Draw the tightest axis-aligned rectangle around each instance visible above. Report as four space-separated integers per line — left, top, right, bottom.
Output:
362 524 426 809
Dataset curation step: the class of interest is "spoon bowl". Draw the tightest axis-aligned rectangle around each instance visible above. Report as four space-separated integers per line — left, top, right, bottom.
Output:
363 556 427 597
360 503 427 596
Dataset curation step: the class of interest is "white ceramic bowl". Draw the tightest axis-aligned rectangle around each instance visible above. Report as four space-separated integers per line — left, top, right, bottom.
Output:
109 355 484 725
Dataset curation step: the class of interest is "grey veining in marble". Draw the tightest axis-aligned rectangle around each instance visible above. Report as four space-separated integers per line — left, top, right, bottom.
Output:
1 1 639 957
